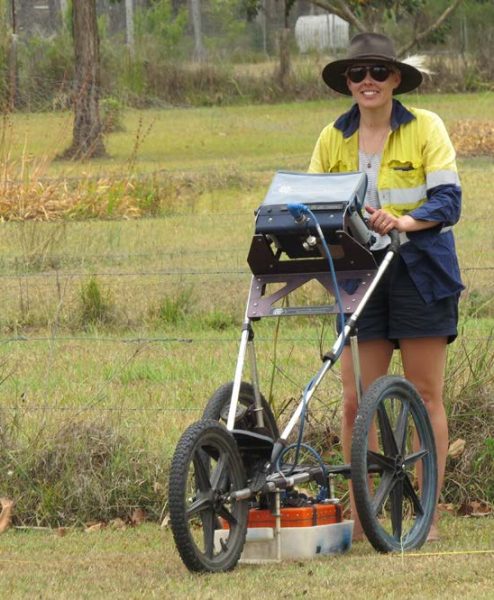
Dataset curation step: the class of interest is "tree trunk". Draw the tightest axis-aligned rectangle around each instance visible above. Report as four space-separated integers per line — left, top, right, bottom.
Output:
125 0 134 58
61 0 105 160
189 0 205 61
276 28 291 89
8 0 18 111
59 0 68 23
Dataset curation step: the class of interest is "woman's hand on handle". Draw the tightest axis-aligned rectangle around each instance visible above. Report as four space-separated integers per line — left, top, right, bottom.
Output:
366 205 400 235
366 205 441 235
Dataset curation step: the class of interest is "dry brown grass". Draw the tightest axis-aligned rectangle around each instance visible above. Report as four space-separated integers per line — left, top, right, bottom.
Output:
0 177 143 221
450 120 494 157
0 117 492 222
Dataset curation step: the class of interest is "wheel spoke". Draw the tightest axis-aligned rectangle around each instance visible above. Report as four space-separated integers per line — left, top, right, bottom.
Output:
377 403 399 457
193 449 212 492
367 450 395 472
403 473 424 516
202 509 216 558
210 452 229 491
217 504 238 527
371 471 396 515
394 400 410 455
186 495 211 519
390 479 404 540
404 448 429 468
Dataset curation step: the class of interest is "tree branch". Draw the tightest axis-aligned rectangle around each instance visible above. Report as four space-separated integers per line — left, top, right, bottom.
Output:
397 0 464 56
307 0 366 32
335 0 367 32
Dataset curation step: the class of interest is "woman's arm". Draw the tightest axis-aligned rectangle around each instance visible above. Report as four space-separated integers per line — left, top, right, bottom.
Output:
365 205 439 235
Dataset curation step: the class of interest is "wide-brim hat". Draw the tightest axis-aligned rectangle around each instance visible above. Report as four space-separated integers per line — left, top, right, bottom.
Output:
322 33 423 96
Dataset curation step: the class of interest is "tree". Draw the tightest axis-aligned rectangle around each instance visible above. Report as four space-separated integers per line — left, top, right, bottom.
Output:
61 0 105 160
125 0 135 57
189 0 206 61
276 0 296 88
307 0 465 55
7 0 18 110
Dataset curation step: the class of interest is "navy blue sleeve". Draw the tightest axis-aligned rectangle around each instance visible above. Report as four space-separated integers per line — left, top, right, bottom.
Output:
409 184 461 227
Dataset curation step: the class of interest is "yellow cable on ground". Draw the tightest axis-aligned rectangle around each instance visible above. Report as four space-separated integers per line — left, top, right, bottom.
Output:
396 549 494 558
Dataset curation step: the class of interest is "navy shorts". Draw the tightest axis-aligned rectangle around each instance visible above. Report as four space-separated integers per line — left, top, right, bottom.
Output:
339 251 459 346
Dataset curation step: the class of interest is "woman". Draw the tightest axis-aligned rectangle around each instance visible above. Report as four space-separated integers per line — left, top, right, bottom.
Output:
309 33 463 541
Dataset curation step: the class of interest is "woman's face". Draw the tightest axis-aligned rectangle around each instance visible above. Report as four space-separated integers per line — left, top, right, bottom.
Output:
346 64 401 109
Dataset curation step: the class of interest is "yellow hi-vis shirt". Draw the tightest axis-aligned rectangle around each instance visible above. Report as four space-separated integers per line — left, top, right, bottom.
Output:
308 103 460 218
308 100 463 303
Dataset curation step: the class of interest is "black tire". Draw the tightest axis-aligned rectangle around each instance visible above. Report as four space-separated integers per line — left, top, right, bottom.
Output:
168 419 249 572
351 376 437 552
203 381 279 440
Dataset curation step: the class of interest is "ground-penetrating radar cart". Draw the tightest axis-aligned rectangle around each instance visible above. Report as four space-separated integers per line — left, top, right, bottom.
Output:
168 171 438 572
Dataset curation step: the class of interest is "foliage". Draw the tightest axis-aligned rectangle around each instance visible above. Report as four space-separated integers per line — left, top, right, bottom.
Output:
155 287 195 326
0 418 167 526
100 96 125 133
0 0 492 110
202 0 251 55
16 32 74 111
310 0 465 54
134 0 188 55
443 335 494 505
79 276 116 329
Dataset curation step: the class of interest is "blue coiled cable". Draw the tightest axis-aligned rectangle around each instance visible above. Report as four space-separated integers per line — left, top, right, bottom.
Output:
275 202 348 493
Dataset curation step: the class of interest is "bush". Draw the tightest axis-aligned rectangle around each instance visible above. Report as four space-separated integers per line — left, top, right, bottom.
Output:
155 286 195 326
100 96 125 133
16 31 74 111
0 418 167 526
79 276 116 329
443 335 494 506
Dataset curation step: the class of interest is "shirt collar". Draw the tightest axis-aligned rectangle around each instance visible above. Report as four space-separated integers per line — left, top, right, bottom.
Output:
334 99 416 138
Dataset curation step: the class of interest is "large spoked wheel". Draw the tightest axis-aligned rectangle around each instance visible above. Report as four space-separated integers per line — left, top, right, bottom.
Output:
203 381 279 440
168 419 249 572
351 376 437 552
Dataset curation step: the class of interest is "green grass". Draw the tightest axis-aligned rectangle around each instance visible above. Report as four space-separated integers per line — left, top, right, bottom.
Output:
0 517 492 599
3 92 493 177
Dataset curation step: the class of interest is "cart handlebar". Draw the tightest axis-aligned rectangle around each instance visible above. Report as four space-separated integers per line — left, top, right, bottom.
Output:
388 229 400 254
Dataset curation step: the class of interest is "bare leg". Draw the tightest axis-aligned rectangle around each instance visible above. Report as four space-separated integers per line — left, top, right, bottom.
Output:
340 339 394 539
400 337 448 541
0 498 14 534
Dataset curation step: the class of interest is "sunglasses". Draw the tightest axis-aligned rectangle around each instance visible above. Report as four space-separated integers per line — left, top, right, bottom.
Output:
346 65 393 84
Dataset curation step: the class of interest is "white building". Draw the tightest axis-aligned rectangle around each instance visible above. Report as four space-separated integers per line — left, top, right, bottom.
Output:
295 14 350 53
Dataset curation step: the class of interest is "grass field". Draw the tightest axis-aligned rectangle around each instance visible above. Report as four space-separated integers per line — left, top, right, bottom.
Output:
0 516 493 599
3 92 494 176
0 94 493 588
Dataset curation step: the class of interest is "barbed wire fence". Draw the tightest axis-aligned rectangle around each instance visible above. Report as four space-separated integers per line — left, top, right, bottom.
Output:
0 208 492 518
0 239 492 418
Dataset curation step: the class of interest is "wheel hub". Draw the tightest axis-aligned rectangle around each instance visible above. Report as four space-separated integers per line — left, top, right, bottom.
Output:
392 454 406 479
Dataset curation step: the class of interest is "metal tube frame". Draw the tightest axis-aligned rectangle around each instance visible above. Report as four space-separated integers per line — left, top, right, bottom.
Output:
228 249 396 444
279 247 395 442
227 280 265 431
